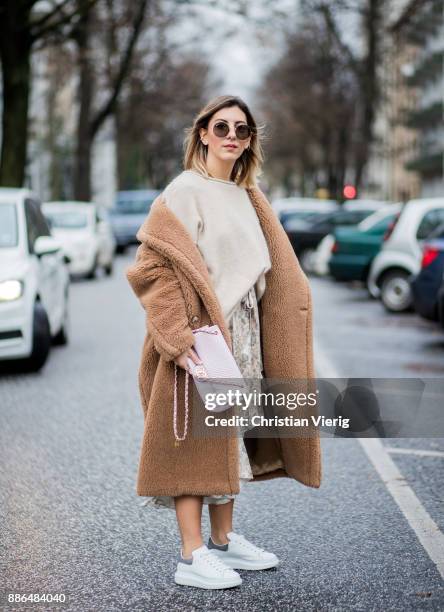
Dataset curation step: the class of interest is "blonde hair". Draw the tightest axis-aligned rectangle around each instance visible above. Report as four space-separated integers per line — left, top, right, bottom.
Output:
183 95 265 189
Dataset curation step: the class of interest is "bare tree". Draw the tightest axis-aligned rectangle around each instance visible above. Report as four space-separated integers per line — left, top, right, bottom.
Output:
300 0 387 192
0 0 99 186
116 49 214 189
69 0 149 200
258 19 358 199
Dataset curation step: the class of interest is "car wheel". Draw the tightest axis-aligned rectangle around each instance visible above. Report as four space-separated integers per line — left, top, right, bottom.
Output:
25 302 51 371
380 270 413 312
104 261 113 276
115 244 126 254
52 294 69 346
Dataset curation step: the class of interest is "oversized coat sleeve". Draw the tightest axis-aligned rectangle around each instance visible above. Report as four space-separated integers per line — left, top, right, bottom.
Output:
125 242 195 362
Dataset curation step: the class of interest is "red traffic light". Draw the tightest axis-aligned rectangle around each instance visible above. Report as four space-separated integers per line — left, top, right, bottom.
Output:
343 184 357 199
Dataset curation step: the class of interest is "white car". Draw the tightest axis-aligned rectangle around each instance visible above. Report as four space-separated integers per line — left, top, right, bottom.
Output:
0 189 70 371
312 233 336 276
42 201 116 279
368 198 444 312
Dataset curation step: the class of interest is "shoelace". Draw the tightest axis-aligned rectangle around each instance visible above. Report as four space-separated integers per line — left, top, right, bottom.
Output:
234 535 266 556
199 550 233 573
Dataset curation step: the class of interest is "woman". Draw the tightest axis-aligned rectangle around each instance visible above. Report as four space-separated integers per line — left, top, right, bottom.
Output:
126 95 322 590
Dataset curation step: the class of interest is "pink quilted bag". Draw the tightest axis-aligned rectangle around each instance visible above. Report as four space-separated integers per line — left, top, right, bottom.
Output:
173 324 248 443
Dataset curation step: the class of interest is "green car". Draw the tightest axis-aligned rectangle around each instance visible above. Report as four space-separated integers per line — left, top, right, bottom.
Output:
329 205 401 281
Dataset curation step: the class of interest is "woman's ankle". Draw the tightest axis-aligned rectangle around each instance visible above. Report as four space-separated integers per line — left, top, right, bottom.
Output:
210 530 230 546
181 538 204 559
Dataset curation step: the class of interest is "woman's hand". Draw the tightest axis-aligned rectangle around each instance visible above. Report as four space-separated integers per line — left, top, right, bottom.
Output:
174 347 202 372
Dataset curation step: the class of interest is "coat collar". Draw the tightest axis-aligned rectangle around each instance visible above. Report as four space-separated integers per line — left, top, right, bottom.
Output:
135 185 282 343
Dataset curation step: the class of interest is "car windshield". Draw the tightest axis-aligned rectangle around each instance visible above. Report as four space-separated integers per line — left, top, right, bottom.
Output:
114 197 155 215
0 204 18 247
44 210 89 229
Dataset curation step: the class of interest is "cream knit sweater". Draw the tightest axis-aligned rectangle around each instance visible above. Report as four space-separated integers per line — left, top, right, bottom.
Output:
162 169 272 322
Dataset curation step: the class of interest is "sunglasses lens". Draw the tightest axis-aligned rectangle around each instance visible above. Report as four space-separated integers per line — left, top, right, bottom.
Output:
213 122 229 137
236 124 251 140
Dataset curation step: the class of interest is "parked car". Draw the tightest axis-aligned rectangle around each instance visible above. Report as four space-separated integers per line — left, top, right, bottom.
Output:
280 209 326 229
42 201 115 279
437 280 444 329
96 206 117 273
410 222 444 322
285 206 384 271
0 189 70 371
368 198 444 312
272 197 338 222
312 234 336 276
342 199 390 212
110 189 160 253
328 205 402 282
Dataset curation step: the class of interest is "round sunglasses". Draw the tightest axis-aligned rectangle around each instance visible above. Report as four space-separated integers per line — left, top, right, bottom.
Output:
212 120 252 141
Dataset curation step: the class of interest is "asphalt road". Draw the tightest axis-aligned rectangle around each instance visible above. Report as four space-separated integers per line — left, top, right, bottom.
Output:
1 248 443 611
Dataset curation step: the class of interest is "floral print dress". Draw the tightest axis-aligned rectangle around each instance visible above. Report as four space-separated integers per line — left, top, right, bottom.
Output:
140 284 264 510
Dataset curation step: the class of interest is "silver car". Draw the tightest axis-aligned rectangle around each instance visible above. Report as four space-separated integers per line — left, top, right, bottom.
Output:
367 198 444 312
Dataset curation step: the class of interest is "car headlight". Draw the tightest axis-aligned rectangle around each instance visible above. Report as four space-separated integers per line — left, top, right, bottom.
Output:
0 279 24 302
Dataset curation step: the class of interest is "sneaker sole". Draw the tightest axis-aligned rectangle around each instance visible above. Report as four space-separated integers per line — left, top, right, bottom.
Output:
174 571 242 590
211 553 280 570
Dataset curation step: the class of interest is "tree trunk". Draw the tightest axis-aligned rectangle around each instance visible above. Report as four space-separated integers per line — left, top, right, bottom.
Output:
73 6 93 201
336 124 348 201
0 24 32 187
354 0 384 190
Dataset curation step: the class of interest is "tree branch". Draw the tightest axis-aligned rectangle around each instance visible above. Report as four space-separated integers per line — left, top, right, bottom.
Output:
30 0 100 41
90 0 149 137
317 2 360 75
30 0 72 32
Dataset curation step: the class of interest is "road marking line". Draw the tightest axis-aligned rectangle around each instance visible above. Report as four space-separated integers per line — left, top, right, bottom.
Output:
314 338 444 580
385 447 444 458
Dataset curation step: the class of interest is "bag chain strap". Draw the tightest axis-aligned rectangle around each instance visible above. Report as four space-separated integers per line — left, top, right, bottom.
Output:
174 362 189 445
173 327 233 446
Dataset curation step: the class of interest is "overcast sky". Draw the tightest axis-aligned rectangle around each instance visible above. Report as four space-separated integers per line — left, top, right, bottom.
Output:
168 0 368 111
170 0 303 103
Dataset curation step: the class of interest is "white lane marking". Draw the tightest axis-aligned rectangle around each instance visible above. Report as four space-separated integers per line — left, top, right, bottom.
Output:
314 338 444 580
386 448 444 458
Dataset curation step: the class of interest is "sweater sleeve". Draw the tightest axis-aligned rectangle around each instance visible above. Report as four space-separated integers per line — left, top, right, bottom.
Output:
163 183 204 245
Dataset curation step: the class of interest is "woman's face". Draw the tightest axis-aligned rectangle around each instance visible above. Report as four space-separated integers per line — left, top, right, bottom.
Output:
199 106 251 164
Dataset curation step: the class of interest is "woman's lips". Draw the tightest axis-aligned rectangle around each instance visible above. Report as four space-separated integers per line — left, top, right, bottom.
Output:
223 145 237 149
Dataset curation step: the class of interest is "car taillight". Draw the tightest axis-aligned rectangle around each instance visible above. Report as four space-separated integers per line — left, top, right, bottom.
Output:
383 213 401 241
331 241 339 253
421 247 439 268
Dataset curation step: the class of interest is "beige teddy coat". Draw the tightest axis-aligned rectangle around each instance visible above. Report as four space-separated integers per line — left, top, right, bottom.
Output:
125 185 322 497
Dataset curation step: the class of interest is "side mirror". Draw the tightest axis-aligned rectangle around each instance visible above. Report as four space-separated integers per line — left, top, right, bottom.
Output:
33 235 61 257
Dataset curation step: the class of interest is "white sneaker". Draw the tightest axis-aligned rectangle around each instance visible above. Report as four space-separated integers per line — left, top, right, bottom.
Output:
174 544 242 589
208 531 279 570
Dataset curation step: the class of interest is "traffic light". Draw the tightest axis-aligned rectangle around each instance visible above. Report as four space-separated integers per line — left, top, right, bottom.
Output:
343 184 357 199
